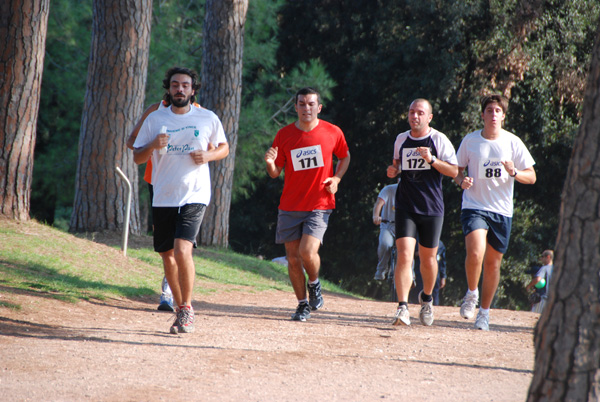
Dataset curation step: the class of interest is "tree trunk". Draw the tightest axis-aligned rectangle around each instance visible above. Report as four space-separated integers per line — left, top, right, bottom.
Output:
527 23 600 401
70 0 152 234
199 0 248 247
0 0 50 221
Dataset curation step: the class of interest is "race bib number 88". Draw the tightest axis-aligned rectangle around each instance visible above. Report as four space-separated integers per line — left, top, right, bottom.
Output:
291 145 325 171
478 158 507 179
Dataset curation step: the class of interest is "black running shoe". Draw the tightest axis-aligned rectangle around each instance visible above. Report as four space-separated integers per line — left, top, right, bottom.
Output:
291 302 311 322
307 281 324 310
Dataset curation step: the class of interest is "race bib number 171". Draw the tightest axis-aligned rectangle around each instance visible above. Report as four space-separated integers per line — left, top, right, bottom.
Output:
291 145 325 171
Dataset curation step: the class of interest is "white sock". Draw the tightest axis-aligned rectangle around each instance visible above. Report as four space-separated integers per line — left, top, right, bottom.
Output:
479 308 490 316
308 278 319 285
467 288 479 298
298 299 308 304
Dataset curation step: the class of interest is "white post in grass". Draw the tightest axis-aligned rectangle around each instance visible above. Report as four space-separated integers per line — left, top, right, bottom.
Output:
115 166 131 256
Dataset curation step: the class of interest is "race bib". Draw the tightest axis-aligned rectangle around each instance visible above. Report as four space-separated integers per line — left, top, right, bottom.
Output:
291 145 325 171
401 148 431 171
477 158 507 179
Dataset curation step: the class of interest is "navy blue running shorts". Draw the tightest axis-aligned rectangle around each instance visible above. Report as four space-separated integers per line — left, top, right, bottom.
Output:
461 208 512 254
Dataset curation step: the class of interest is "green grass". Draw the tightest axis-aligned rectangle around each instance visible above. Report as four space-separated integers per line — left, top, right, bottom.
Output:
0 219 358 309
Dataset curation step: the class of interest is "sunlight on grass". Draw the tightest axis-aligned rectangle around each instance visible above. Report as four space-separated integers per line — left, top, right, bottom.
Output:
0 219 360 311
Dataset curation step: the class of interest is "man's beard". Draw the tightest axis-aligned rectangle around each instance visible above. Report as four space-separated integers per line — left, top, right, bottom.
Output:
171 95 191 108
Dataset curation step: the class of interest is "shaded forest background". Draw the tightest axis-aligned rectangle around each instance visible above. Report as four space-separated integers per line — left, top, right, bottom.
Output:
32 0 598 309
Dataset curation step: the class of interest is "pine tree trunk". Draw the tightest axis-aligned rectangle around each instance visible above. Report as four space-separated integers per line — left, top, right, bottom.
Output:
199 0 248 247
70 0 152 234
0 0 50 221
527 23 600 401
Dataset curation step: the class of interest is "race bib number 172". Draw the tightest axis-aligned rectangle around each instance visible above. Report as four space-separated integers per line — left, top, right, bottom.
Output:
401 148 431 170
291 145 325 171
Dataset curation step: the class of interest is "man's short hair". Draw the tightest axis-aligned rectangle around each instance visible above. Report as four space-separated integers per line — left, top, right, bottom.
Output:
542 250 554 259
411 98 433 115
481 94 509 114
295 87 321 104
162 66 201 104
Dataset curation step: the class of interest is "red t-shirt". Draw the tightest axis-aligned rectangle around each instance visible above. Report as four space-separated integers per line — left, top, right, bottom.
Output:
273 120 349 211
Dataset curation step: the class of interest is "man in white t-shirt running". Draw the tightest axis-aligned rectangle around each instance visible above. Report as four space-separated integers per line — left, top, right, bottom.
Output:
133 67 229 334
127 100 203 312
455 94 536 331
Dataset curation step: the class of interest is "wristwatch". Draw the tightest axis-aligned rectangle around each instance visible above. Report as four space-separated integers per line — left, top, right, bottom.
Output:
430 155 437 165
510 169 518 177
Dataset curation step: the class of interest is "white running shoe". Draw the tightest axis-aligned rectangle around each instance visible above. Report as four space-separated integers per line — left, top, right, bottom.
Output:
474 311 489 331
418 291 434 326
393 304 411 326
460 292 478 319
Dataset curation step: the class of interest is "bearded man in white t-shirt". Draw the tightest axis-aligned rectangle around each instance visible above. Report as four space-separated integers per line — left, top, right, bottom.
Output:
133 67 229 334
454 94 536 331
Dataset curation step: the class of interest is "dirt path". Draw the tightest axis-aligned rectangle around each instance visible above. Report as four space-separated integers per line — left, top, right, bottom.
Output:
0 288 538 401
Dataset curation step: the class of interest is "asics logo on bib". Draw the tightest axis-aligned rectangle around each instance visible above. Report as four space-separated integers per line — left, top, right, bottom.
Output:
296 148 318 158
405 149 422 157
483 160 503 167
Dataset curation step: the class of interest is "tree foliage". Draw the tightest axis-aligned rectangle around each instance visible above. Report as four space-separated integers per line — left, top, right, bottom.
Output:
32 1 598 308
227 0 599 308
33 0 92 228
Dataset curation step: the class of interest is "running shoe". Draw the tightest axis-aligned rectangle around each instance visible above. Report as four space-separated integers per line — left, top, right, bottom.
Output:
158 277 175 311
307 281 324 311
169 307 181 334
460 292 478 319
178 306 195 333
418 291 434 326
291 302 311 322
474 311 489 331
392 304 410 326
157 294 175 312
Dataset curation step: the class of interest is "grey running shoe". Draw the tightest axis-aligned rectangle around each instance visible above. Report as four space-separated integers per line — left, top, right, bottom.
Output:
169 307 181 334
307 282 324 311
178 306 195 333
392 304 411 326
291 302 311 322
418 291 434 326
474 311 489 331
460 292 478 319
170 306 195 334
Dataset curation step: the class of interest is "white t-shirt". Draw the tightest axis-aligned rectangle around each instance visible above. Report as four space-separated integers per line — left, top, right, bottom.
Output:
377 184 398 222
134 105 227 207
456 129 535 217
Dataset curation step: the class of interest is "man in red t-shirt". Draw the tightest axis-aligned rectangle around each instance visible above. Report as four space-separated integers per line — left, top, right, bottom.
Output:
264 87 350 322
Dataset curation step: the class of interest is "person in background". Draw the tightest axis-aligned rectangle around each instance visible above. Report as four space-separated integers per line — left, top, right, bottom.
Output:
526 249 554 313
455 94 536 331
264 87 350 322
127 100 173 312
372 182 398 280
